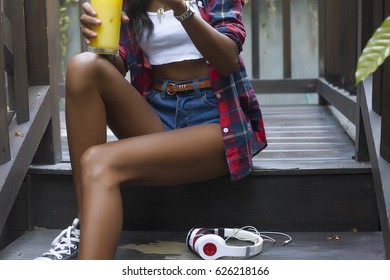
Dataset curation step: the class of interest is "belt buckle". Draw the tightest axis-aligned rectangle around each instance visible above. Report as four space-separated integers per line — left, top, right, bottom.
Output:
166 83 176 95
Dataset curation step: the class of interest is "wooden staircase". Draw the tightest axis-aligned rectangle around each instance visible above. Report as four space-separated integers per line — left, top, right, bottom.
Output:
1 0 389 260
0 104 385 260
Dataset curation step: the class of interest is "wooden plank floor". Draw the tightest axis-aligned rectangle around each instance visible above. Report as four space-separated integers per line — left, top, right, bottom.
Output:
57 105 366 173
252 105 367 172
0 229 385 260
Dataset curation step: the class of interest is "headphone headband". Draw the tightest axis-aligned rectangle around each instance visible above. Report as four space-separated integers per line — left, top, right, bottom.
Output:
211 228 262 242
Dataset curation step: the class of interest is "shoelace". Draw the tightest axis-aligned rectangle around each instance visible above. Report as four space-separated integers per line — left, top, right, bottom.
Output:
42 225 80 260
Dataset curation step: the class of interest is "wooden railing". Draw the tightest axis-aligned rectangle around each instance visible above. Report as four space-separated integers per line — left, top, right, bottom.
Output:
0 0 62 234
249 0 318 94
367 1 390 163
249 0 361 154
357 0 390 260
251 0 292 79
0 0 12 165
0 29 9 165
251 0 389 258
1 0 31 165
316 0 360 132
249 0 357 113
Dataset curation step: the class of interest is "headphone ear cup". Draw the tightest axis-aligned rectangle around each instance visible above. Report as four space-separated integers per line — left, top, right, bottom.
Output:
194 234 226 260
186 228 214 253
186 228 197 251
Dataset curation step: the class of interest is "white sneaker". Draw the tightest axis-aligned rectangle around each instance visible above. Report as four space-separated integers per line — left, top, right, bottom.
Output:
35 218 80 260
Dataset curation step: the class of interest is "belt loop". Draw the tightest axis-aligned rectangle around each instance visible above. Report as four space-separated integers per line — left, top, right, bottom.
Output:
193 79 201 97
160 81 167 98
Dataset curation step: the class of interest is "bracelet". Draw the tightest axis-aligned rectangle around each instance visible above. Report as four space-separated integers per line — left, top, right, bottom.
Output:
175 1 194 22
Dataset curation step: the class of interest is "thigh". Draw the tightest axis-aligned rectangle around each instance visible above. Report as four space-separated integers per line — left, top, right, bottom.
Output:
68 53 165 139
99 123 229 186
145 88 177 130
99 73 165 138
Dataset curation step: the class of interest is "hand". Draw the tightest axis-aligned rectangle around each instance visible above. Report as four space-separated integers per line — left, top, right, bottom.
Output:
158 0 185 5
159 0 187 15
80 2 129 46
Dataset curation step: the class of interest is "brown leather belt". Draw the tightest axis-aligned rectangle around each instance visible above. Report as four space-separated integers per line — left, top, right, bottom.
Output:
152 80 212 95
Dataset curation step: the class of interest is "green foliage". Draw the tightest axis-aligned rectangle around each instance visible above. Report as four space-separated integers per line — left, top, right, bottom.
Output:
355 16 390 85
59 0 80 80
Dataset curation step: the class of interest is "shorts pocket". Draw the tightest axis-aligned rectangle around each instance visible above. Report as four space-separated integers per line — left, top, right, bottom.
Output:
201 89 218 108
146 89 159 104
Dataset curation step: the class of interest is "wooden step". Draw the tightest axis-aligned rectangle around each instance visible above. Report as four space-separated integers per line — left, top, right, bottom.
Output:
0 229 385 260
0 105 382 259
22 170 379 233
2 105 380 247
5 105 376 233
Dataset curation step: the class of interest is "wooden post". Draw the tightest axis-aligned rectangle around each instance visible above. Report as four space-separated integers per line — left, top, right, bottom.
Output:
357 0 390 259
0 0 11 165
381 61 390 162
372 0 384 115
282 0 291 79
318 0 325 77
323 0 358 93
342 0 359 94
355 0 372 162
379 1 390 162
317 0 328 105
11 0 29 124
251 0 260 79
25 0 62 164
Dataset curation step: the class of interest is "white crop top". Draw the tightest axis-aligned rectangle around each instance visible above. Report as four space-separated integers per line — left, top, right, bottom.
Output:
139 6 203 65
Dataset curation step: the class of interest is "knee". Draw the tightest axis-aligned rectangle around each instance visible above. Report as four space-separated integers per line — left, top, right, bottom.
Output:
66 52 99 80
80 145 119 189
65 52 105 97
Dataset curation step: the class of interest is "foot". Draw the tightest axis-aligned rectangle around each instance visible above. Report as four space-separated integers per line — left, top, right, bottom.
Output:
34 218 80 260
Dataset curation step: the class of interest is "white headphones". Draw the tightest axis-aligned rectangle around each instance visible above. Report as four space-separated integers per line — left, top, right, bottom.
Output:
186 227 264 260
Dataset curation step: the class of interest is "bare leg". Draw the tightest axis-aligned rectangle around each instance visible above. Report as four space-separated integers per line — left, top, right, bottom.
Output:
78 124 228 259
66 52 229 260
65 52 164 217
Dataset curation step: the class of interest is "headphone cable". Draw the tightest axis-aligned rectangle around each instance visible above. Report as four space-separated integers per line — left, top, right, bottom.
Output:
225 226 292 246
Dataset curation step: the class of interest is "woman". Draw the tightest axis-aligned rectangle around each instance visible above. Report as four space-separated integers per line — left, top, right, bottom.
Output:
37 0 267 260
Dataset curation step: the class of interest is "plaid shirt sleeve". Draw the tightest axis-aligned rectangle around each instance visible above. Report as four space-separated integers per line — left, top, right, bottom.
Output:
199 0 246 52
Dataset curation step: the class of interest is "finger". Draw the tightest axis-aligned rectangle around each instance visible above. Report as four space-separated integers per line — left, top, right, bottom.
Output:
80 14 101 27
80 24 98 40
81 2 97 16
84 37 91 46
121 11 130 23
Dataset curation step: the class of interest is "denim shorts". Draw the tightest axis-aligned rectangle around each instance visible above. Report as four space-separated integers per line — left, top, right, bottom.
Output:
146 77 220 130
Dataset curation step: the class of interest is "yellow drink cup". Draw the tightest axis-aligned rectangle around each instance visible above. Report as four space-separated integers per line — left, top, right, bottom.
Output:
89 0 123 55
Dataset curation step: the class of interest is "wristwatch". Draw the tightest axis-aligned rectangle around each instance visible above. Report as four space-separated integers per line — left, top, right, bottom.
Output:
175 1 194 22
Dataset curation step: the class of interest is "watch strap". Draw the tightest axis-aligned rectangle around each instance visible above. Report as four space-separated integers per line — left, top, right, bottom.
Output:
175 1 194 22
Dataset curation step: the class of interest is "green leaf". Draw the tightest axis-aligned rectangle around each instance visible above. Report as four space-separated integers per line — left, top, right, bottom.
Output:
355 16 390 85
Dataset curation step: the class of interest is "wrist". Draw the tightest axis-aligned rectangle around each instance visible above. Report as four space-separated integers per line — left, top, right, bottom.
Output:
174 1 194 22
172 0 187 17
